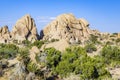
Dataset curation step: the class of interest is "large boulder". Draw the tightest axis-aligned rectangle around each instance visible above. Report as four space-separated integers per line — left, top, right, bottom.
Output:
11 14 39 43
9 62 26 80
41 13 92 43
0 25 11 43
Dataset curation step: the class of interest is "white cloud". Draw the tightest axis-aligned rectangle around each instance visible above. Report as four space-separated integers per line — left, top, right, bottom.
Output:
35 16 56 23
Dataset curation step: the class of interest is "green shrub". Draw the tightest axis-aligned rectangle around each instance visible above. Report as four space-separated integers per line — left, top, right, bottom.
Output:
112 33 118 35
45 47 61 68
106 41 113 45
89 34 98 44
84 43 97 53
31 40 44 48
0 44 19 59
13 39 18 44
55 60 73 77
18 48 29 59
18 48 30 65
101 45 120 62
101 45 120 66
27 62 38 73
34 46 111 79
116 38 120 43
51 39 59 42
22 40 31 45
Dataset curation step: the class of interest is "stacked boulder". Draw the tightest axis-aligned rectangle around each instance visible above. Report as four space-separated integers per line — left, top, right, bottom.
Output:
41 13 92 44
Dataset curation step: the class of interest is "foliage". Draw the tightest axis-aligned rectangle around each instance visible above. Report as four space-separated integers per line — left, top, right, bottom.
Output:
84 43 97 53
0 43 19 59
53 47 111 79
18 48 30 66
45 47 61 68
27 61 38 73
18 48 29 59
55 60 73 77
101 45 120 64
116 38 120 43
22 40 31 46
106 41 113 45
89 34 98 44
31 40 44 48
112 33 118 35
51 39 59 42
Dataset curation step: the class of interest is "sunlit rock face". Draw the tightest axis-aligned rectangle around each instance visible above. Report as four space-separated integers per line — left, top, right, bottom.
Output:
41 13 92 43
0 25 11 43
11 14 39 43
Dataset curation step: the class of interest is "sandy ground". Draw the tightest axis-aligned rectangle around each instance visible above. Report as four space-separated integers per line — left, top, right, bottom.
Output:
41 39 70 52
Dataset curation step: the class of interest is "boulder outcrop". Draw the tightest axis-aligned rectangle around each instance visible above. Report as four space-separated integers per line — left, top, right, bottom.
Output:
41 13 92 43
0 25 11 43
11 14 39 43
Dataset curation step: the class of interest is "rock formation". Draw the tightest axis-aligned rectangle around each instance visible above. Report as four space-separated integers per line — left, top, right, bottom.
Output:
11 14 39 43
0 25 11 43
41 13 92 43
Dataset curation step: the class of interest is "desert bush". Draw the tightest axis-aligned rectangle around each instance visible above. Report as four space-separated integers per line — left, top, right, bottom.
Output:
31 40 44 48
34 46 112 79
18 48 29 59
55 60 73 77
84 43 97 53
89 34 98 44
106 41 113 45
45 47 61 68
13 39 18 44
101 45 120 62
27 62 38 73
22 40 31 46
116 38 120 43
18 48 30 66
0 44 19 59
51 39 59 42
54 46 111 79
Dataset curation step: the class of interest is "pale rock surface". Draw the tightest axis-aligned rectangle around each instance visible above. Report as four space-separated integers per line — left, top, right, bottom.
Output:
41 13 92 43
41 39 70 51
11 14 39 43
29 46 40 64
0 25 11 43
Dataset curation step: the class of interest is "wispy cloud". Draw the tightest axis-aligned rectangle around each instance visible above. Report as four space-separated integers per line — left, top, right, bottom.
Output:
35 16 56 23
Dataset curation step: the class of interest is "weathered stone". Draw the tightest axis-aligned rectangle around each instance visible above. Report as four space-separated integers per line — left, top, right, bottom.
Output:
0 25 11 43
0 59 8 69
9 62 26 80
11 14 39 43
26 72 35 80
41 13 92 43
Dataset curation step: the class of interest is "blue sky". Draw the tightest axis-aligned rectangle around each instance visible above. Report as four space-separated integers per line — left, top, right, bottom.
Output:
0 0 120 33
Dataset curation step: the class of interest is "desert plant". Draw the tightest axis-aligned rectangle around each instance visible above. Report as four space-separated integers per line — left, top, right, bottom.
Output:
55 60 73 77
22 40 31 46
51 39 59 42
116 38 120 43
31 40 44 48
89 34 98 44
27 62 38 73
101 45 120 66
84 43 97 53
45 47 61 68
0 43 19 59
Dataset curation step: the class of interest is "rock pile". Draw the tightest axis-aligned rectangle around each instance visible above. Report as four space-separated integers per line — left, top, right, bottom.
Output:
41 13 92 43
0 15 39 43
